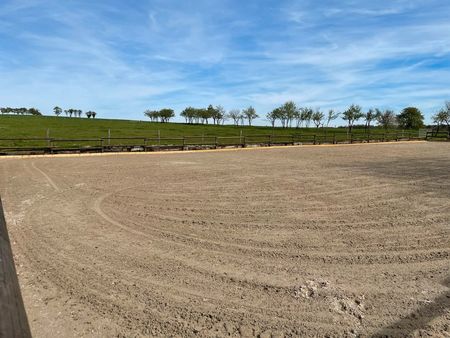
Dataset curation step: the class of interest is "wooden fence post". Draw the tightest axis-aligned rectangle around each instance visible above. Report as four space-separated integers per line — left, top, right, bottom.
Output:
0 198 32 338
46 128 50 148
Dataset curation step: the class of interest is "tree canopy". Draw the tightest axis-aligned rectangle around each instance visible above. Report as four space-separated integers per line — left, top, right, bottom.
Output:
397 107 424 129
342 104 363 132
0 107 41 116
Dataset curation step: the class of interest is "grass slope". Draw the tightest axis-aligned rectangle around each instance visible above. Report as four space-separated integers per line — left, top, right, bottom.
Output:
0 115 406 137
0 115 414 149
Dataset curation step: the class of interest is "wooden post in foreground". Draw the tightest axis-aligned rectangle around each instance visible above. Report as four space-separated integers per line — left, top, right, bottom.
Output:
0 197 32 338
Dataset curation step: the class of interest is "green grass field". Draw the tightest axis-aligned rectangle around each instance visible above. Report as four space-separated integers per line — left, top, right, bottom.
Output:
0 115 418 150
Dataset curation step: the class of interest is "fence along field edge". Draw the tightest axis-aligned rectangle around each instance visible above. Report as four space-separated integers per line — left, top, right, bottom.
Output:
0 131 437 156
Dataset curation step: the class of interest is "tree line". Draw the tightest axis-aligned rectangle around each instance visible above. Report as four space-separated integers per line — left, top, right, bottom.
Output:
0 107 42 115
432 102 450 133
53 106 97 118
144 102 446 130
3 101 448 131
266 103 429 131
145 105 259 126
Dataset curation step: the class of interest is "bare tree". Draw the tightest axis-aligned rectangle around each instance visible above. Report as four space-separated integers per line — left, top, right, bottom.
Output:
326 109 340 128
342 104 363 132
213 105 226 125
228 109 241 126
242 106 258 126
303 108 313 128
364 109 376 132
281 101 297 128
375 109 397 130
53 106 62 116
266 109 279 128
312 109 325 128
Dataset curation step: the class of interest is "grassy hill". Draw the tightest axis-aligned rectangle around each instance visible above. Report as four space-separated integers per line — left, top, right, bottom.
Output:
0 115 416 150
0 115 406 138
0 115 301 139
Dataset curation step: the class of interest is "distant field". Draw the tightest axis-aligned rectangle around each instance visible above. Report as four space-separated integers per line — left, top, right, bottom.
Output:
0 115 412 139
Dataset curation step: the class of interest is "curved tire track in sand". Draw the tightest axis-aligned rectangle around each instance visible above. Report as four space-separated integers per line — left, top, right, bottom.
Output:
2 142 450 337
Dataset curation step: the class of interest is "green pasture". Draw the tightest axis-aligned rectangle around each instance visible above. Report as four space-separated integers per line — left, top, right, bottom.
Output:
0 115 418 149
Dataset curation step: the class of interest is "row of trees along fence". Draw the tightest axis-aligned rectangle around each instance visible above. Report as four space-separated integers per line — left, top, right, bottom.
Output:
142 102 433 131
2 102 447 132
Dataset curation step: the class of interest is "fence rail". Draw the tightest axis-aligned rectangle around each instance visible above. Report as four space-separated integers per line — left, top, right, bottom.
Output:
0 197 32 337
425 131 450 141
0 131 423 155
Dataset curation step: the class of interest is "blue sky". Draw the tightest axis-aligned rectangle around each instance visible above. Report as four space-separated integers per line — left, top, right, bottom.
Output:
1 0 449 125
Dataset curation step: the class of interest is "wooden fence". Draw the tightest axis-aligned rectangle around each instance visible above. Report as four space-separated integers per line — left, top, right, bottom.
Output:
425 131 450 141
0 197 32 337
0 131 422 155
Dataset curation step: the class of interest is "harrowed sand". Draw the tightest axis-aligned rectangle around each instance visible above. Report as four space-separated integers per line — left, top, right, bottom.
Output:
1 142 449 337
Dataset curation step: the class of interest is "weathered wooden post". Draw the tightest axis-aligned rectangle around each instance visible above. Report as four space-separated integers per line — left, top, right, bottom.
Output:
46 128 50 148
108 129 111 146
0 197 32 338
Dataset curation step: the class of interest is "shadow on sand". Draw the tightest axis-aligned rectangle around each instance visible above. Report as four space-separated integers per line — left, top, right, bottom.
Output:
372 277 450 337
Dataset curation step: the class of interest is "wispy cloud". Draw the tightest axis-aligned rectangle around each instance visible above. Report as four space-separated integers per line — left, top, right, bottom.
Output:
0 0 449 125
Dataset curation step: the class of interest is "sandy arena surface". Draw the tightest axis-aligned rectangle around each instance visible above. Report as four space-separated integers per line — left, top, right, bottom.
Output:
1 142 449 338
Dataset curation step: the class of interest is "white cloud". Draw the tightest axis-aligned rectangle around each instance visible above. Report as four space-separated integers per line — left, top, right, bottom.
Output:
0 0 449 126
